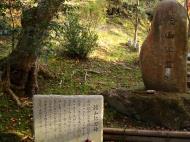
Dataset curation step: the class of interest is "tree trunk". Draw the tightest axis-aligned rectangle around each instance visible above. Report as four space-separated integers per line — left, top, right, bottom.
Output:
133 20 138 46
2 0 65 97
133 0 139 50
185 0 190 37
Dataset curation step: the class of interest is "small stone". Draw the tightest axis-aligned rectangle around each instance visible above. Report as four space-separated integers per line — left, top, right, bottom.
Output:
127 40 132 47
187 53 190 60
146 90 156 94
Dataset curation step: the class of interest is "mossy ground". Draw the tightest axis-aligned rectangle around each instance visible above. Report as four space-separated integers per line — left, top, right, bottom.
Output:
1 1 189 141
1 8 190 142
0 14 150 139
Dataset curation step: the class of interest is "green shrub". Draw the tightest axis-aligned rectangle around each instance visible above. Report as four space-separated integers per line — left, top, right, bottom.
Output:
62 12 98 59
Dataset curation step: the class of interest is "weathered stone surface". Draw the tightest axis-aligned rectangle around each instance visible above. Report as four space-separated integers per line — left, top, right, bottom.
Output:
102 89 190 129
140 0 188 92
33 95 104 142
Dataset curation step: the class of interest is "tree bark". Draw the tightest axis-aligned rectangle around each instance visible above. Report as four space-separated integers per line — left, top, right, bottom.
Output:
185 0 190 37
133 0 139 50
2 0 65 97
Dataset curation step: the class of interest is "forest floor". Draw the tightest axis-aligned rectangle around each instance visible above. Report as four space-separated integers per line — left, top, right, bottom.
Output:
0 17 152 138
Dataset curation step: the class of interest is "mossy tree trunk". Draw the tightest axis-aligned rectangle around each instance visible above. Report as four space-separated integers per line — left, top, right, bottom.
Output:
2 0 65 98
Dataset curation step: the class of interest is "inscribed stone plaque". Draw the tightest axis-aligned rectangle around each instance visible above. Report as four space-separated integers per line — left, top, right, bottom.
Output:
33 95 104 142
140 0 188 92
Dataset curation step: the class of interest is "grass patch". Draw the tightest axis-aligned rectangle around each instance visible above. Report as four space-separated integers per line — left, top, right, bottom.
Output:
0 16 148 139
38 57 142 95
0 93 32 135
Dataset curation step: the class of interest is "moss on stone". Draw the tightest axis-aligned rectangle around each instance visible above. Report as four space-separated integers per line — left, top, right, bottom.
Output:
103 89 190 129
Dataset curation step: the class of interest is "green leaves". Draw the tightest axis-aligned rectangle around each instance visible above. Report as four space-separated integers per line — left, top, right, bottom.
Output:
62 12 98 59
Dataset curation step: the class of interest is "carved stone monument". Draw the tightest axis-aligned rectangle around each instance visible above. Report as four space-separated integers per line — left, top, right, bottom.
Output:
140 0 188 92
33 95 104 142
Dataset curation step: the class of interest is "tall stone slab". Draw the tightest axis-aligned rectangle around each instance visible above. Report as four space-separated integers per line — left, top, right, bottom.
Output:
33 95 104 142
140 0 188 92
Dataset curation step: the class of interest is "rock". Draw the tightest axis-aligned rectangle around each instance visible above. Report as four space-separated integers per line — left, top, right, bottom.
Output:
102 89 190 129
188 81 190 88
140 0 188 92
187 53 190 61
146 90 156 94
